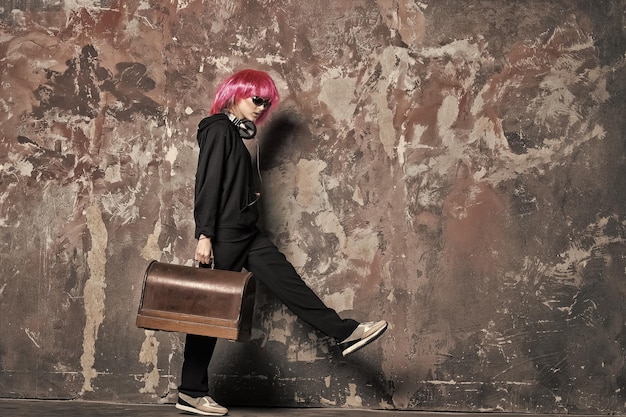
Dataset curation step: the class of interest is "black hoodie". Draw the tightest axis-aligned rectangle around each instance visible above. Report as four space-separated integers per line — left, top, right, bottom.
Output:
194 113 260 242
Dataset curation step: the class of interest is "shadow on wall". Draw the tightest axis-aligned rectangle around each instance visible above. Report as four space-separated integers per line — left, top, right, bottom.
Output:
258 110 309 171
208 334 392 408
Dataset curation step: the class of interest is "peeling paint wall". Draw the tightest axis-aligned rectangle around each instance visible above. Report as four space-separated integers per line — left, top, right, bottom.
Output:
1 0 626 413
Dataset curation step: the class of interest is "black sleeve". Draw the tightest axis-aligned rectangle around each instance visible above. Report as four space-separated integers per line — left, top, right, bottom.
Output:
194 121 229 239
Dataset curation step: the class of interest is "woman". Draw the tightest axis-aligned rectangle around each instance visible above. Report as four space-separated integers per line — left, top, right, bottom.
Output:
177 69 387 416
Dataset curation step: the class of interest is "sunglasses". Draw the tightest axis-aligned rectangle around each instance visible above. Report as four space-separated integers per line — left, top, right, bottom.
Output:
251 96 272 109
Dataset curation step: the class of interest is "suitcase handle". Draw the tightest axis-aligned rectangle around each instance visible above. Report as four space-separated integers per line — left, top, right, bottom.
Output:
192 259 215 269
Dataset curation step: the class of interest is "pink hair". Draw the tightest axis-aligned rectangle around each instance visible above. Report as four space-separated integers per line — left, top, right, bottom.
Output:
210 69 280 125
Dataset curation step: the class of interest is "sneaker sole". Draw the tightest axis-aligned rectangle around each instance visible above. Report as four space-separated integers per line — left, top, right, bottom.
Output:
175 402 227 416
342 321 388 356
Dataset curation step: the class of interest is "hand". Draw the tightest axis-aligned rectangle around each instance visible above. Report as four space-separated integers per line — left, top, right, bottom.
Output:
195 236 213 266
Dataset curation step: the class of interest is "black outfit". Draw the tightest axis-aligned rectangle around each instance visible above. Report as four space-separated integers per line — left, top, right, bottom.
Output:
179 114 359 398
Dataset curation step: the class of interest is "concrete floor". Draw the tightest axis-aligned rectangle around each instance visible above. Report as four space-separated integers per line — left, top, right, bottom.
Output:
0 399 456 417
5 399 607 417
5 399 609 417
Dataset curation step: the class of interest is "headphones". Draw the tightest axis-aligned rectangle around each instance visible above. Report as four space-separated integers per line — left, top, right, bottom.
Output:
225 112 256 139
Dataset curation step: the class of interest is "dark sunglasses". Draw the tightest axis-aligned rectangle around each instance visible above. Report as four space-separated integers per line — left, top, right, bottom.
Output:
251 96 272 109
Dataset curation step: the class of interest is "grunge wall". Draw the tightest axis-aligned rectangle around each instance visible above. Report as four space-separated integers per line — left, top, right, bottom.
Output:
1 0 625 413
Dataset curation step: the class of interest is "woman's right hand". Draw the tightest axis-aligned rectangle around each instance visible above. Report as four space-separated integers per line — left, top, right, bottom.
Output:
195 236 214 266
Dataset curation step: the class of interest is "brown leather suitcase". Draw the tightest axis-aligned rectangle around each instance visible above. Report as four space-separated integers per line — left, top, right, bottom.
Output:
136 261 255 341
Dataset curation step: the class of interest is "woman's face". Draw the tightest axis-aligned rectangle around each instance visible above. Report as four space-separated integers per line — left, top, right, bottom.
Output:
230 96 271 123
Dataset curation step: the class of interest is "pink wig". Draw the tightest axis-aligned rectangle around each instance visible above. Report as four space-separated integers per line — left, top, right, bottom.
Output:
210 69 280 125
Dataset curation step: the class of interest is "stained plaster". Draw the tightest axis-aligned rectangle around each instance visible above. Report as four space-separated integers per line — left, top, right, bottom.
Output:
0 0 625 413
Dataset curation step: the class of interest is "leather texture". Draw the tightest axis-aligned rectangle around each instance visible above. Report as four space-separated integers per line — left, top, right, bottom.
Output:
136 261 256 341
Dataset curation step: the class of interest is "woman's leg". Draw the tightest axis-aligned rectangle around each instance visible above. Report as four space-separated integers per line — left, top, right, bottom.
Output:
246 233 358 341
178 244 248 397
178 334 217 397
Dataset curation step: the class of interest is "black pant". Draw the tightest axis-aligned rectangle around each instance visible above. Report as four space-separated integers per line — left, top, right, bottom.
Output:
178 231 359 397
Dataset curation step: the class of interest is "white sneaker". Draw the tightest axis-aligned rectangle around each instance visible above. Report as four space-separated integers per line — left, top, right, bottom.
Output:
340 320 388 356
176 392 228 416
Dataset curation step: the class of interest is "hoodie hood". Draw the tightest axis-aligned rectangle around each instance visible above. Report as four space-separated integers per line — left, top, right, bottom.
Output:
196 113 230 145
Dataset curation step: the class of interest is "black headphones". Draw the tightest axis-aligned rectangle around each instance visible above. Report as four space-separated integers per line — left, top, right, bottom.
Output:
225 112 257 139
